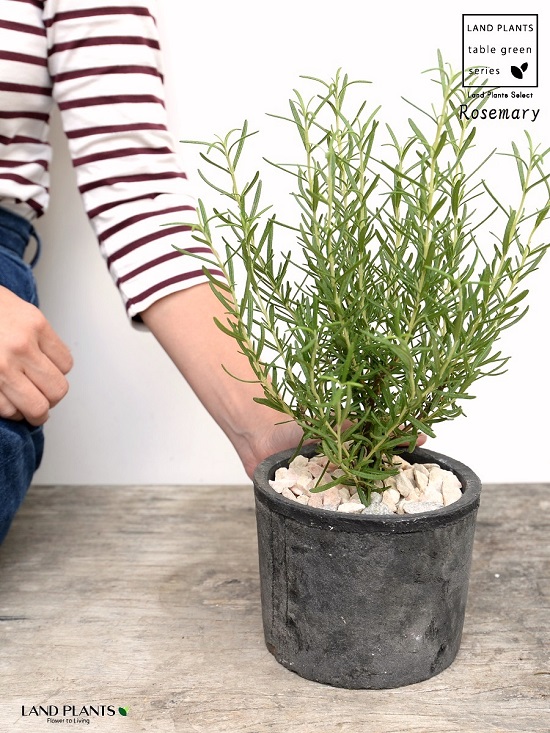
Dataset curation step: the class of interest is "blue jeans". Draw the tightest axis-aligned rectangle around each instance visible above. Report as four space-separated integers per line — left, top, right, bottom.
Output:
0 207 44 545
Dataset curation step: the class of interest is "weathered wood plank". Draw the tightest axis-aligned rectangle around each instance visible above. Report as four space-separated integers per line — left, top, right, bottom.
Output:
0 483 548 732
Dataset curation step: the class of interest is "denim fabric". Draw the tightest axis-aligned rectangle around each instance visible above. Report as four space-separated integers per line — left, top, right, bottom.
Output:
0 207 44 545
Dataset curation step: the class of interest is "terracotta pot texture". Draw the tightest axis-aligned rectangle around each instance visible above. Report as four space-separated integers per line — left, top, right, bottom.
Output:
253 445 482 689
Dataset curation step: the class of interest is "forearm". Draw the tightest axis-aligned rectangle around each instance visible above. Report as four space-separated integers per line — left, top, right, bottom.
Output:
140 283 302 476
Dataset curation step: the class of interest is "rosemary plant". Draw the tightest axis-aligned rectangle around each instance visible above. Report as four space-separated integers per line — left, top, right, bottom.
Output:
179 53 549 504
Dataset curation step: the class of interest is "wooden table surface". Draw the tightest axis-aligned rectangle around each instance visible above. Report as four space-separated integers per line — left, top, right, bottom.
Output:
1 482 548 733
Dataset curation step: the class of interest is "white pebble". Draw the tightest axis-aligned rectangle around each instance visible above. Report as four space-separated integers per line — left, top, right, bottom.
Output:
413 463 430 476
402 500 443 514
338 487 351 502
427 467 444 493
396 473 417 499
442 470 462 489
308 494 324 509
422 488 444 505
362 502 393 516
338 502 365 514
309 455 329 466
322 486 342 510
391 455 411 470
404 468 416 483
442 479 462 506
296 474 314 491
414 468 429 492
290 455 309 470
308 462 325 479
383 488 401 505
295 495 310 505
281 488 296 501
381 492 397 513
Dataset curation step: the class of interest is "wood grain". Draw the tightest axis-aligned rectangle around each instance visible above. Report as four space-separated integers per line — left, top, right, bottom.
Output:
1 482 548 732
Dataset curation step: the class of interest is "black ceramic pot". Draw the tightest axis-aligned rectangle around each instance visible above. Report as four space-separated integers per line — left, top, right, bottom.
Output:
253 444 482 689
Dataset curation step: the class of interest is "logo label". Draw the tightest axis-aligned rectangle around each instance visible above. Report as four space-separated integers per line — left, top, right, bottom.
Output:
462 14 539 88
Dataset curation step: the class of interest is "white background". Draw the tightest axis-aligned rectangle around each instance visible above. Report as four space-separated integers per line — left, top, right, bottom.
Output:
33 0 550 486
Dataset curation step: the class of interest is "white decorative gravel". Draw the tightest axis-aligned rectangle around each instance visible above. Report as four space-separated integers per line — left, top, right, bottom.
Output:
268 453 463 514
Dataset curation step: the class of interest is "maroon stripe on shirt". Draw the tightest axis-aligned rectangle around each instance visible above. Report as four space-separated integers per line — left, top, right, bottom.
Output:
117 249 219 286
58 94 164 111
0 19 45 36
80 171 186 196
10 0 44 8
66 122 167 140
107 225 192 266
0 110 49 122
117 250 185 285
99 204 195 243
49 36 160 56
125 271 224 310
24 197 45 215
0 172 40 186
0 159 48 169
73 146 173 168
88 193 157 220
0 81 51 97
44 6 155 28
12 195 45 215
52 64 163 84
0 134 42 145
0 50 48 67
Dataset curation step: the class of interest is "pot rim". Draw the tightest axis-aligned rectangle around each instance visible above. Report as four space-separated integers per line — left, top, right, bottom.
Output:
253 445 482 534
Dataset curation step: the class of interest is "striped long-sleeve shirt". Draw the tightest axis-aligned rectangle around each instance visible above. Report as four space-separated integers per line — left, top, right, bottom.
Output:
0 0 217 321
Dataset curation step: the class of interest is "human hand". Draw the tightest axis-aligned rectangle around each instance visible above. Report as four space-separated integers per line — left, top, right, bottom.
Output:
241 418 307 480
0 286 73 425
242 417 427 480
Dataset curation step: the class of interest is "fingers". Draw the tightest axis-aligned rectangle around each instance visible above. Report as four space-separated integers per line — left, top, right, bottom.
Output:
0 392 24 421
416 433 428 447
0 287 73 425
0 356 69 425
38 320 74 376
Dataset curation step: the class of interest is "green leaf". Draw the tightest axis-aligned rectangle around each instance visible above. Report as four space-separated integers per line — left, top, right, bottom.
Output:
506 289 529 308
451 178 462 217
534 204 550 229
427 195 447 221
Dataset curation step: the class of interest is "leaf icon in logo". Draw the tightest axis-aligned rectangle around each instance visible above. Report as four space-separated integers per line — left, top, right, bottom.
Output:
118 707 128 716
511 65 523 79
511 61 528 80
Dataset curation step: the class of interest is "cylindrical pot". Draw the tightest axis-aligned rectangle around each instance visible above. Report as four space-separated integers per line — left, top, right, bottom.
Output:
253 445 482 689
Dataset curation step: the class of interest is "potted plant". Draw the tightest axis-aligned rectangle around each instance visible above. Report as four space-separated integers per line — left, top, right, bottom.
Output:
178 53 549 688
